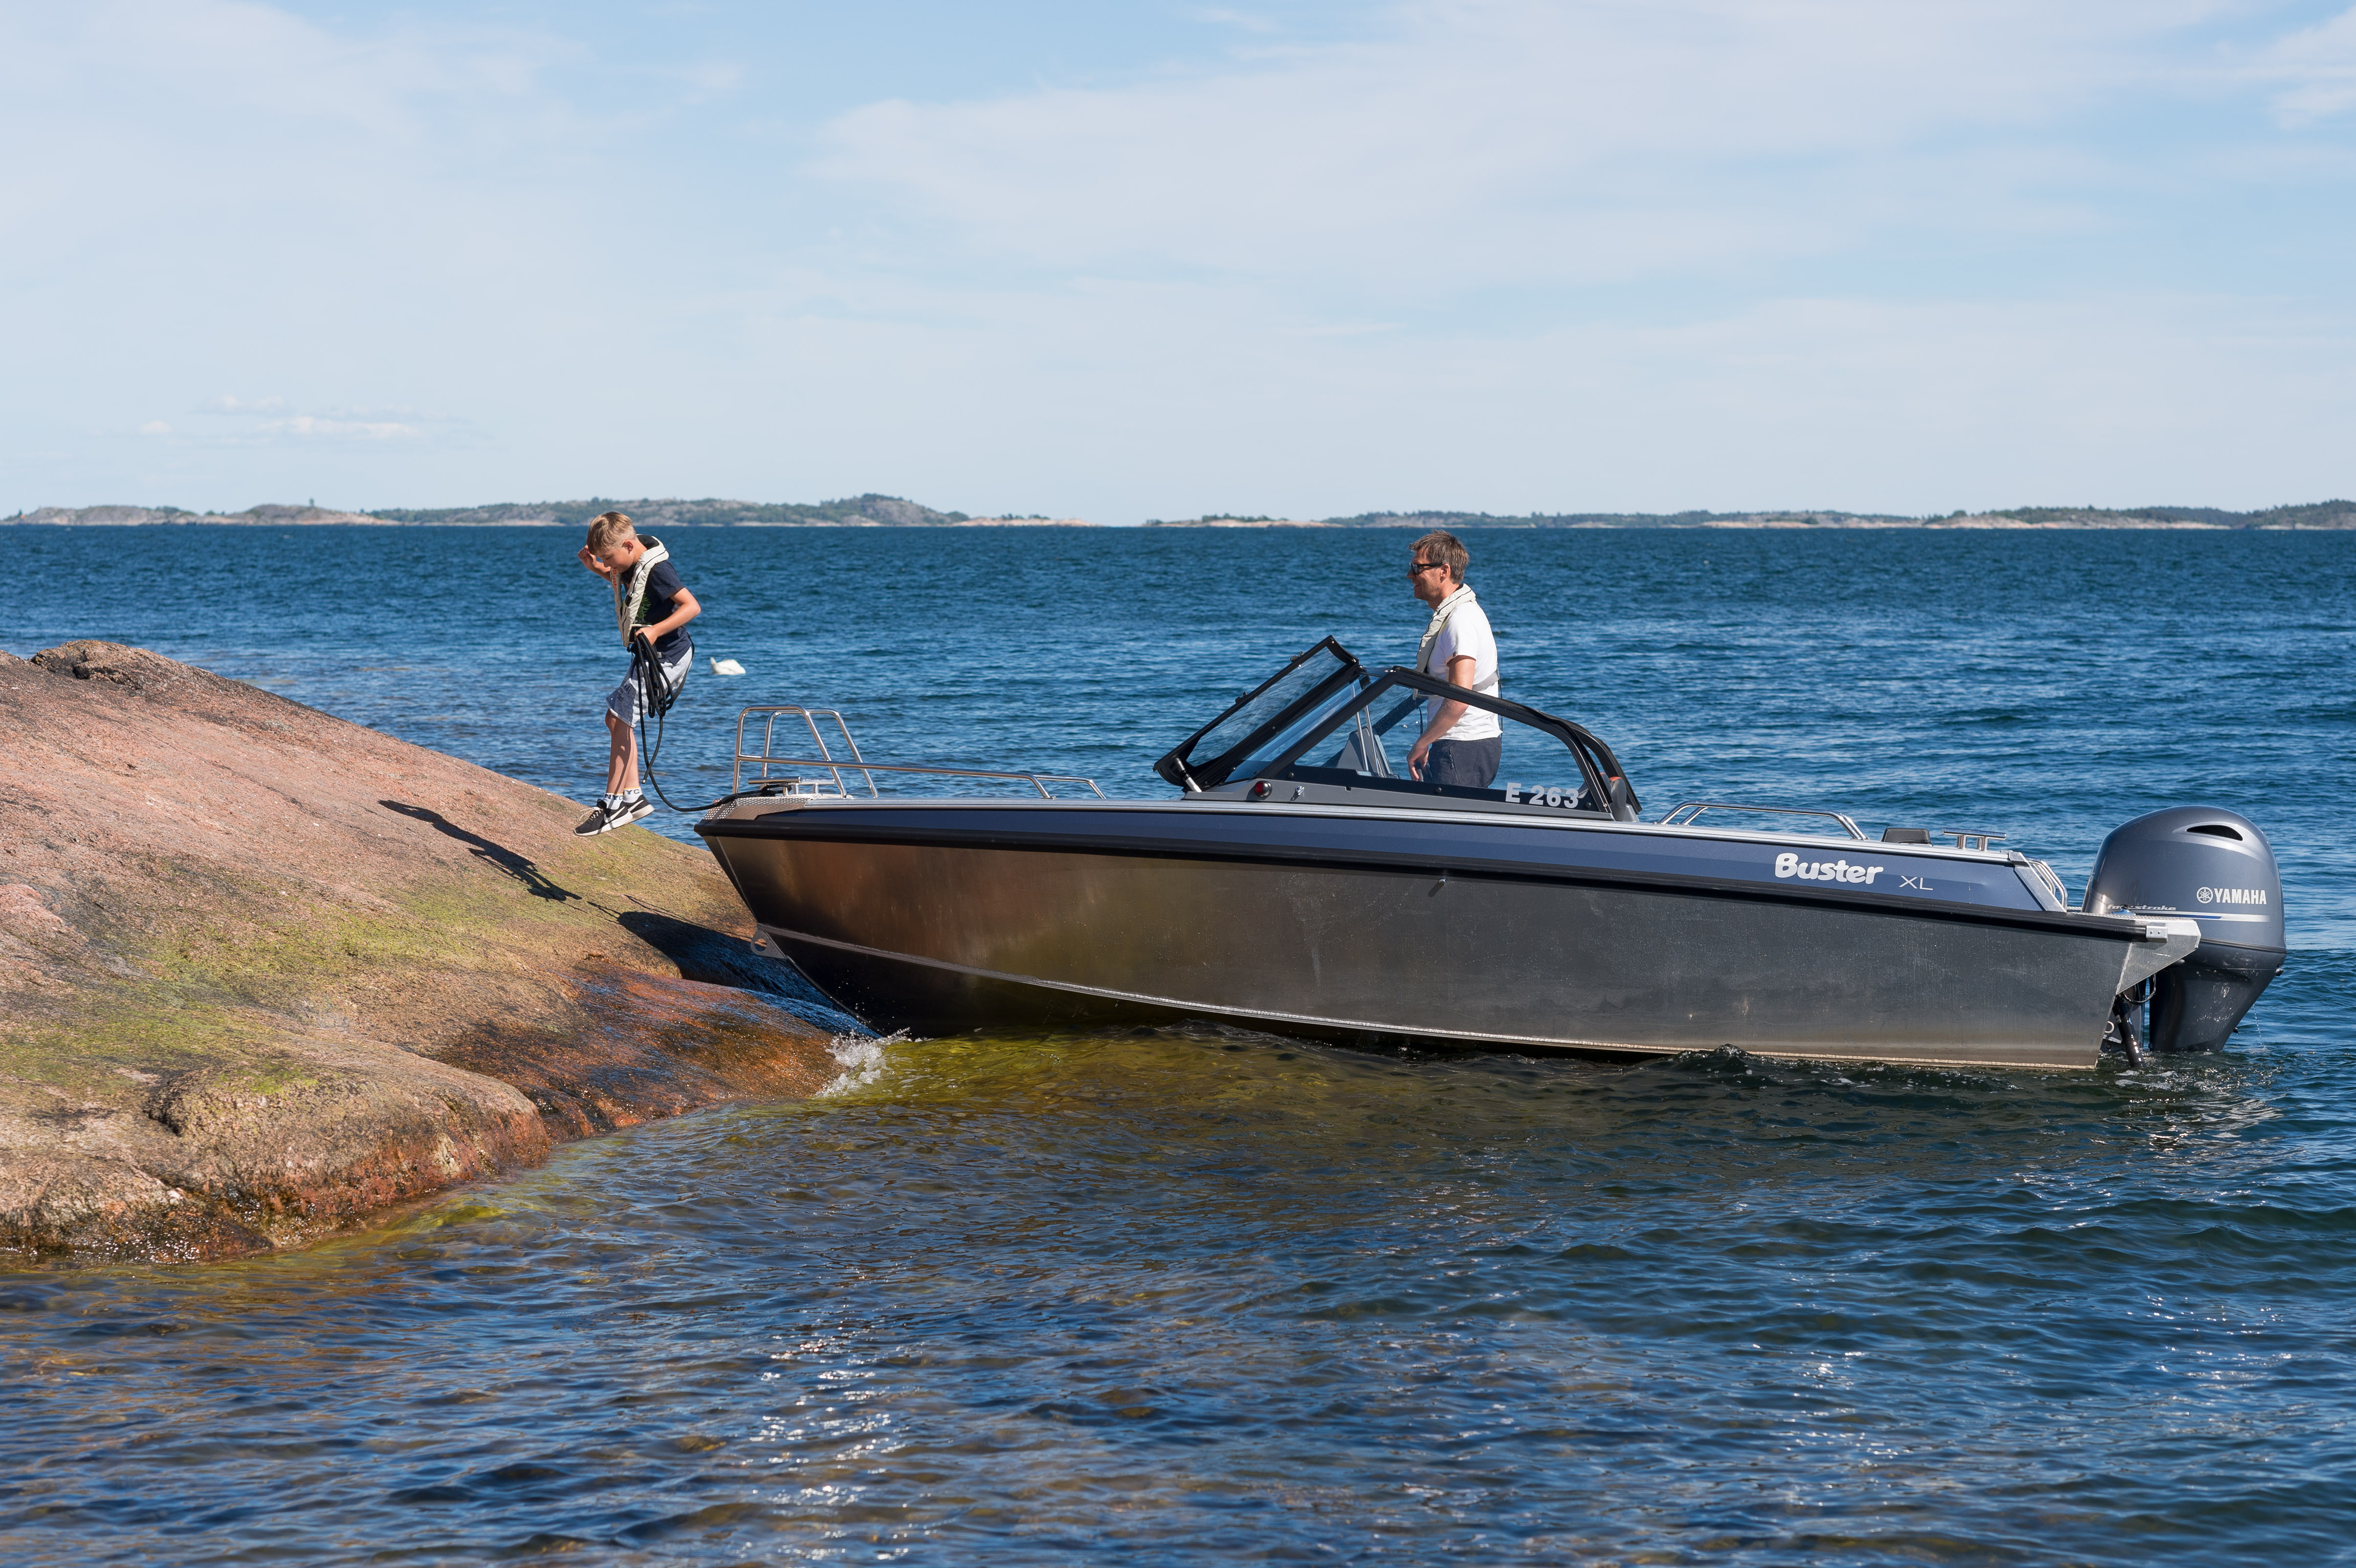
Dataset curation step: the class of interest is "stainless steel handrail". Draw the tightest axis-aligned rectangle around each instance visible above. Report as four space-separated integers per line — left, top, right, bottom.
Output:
731 707 1105 800
744 755 1107 800
734 707 878 796
1658 801 1869 840
2021 857 2070 908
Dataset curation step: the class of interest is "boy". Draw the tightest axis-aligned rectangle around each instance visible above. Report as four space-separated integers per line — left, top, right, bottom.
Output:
575 510 701 835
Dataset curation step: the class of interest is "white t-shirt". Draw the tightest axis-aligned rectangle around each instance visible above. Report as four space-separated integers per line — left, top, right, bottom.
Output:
1424 596 1501 741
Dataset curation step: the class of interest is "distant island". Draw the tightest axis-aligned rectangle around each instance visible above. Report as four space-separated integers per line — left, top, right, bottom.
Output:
1146 502 2356 530
1 495 1087 529
7 494 2353 530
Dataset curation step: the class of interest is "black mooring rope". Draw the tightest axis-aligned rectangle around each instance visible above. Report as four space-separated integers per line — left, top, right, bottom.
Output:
627 637 739 814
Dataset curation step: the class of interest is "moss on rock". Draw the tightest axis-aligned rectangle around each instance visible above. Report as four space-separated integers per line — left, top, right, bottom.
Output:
1 643 838 1261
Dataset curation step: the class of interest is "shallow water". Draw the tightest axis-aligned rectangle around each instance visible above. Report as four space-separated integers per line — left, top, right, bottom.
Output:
4 525 2354 1564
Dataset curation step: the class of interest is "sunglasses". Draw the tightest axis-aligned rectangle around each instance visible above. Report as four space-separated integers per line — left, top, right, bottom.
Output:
1407 560 1446 575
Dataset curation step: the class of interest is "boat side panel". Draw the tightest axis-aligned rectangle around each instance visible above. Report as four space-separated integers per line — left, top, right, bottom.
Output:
709 836 2122 1068
711 803 2051 914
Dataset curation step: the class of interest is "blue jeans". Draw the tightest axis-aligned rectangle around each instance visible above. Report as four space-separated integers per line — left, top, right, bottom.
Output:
1424 737 1500 789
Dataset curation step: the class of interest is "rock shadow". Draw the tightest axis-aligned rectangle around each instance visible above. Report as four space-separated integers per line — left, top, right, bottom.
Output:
374 799 860 1033
378 800 577 903
617 909 862 1034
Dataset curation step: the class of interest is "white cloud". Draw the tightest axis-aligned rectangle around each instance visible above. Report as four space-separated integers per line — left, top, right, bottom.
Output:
181 397 441 443
662 59 747 102
166 395 450 448
2259 4 2356 122
254 416 418 441
318 404 453 423
0 1 578 243
812 0 2241 292
1189 8 1285 34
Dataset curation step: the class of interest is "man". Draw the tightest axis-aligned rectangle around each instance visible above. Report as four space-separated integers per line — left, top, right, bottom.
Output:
574 510 701 835
1404 530 1501 788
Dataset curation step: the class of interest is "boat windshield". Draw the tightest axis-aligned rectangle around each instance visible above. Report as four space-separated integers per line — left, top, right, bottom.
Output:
1217 671 1403 783
1272 669 1632 811
1154 639 1366 791
1289 683 1425 780
1158 640 1640 818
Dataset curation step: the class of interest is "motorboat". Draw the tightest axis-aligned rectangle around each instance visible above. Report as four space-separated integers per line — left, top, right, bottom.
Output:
696 640 2284 1070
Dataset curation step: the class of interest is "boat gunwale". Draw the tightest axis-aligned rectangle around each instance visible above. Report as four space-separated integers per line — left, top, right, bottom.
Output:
707 793 2039 863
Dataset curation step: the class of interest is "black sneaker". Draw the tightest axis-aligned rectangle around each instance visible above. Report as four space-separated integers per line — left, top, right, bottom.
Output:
573 798 654 836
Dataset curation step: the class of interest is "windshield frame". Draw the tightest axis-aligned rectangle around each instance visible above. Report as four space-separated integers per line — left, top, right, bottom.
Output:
1248 664 1640 818
1153 638 1369 792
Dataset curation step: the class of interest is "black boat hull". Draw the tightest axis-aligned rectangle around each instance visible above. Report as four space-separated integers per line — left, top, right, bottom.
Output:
702 800 2195 1070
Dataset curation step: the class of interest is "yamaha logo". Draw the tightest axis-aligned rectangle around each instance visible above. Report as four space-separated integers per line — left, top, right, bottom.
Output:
2196 887 2267 905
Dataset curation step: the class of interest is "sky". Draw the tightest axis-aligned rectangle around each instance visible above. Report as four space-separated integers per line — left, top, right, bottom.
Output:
3 0 2354 521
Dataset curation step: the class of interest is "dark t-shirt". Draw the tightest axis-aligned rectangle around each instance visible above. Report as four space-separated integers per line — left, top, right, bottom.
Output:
621 555 692 656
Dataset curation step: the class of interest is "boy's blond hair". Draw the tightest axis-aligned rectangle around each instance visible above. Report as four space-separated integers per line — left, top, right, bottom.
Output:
585 511 636 552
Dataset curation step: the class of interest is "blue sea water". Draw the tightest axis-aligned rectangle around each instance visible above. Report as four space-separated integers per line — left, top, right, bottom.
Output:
2 524 2353 1565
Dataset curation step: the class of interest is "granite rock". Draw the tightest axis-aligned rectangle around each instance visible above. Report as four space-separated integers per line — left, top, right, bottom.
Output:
0 642 839 1261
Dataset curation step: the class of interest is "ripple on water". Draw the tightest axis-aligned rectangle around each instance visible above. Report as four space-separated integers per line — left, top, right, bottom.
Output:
5 1023 2354 1565
4 526 2354 1563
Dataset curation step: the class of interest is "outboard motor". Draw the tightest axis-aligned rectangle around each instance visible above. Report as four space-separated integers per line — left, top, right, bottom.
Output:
2083 808 2285 1053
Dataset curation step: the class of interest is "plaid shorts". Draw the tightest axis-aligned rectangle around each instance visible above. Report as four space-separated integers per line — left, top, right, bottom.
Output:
606 643 692 726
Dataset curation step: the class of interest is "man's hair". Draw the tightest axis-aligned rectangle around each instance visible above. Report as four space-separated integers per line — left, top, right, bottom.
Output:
1411 530 1469 584
585 511 636 552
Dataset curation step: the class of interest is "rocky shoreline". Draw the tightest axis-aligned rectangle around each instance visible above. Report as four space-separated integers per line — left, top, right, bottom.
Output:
0 643 841 1263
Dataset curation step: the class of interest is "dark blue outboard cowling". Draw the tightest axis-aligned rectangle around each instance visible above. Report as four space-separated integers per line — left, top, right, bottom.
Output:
2083 807 2285 1053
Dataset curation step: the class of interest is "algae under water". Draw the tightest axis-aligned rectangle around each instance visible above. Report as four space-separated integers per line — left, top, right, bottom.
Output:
3 524 2354 1564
